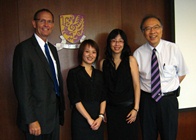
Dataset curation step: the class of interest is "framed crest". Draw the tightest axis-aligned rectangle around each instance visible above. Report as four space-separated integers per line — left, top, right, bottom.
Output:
60 14 84 44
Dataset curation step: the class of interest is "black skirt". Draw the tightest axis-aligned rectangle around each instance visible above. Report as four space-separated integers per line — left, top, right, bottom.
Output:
106 103 138 140
71 101 104 140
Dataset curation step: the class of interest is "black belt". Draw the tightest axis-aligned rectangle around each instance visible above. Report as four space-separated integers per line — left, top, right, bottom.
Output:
107 100 133 107
141 90 176 97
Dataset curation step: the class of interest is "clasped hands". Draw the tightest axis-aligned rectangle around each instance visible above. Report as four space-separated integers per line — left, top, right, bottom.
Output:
87 117 103 130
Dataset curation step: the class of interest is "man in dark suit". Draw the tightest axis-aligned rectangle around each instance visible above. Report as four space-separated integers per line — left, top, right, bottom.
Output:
13 9 65 140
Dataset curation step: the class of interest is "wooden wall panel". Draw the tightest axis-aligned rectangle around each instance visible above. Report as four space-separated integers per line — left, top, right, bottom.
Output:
0 0 22 140
177 109 196 140
17 0 122 60
121 0 174 53
0 0 195 140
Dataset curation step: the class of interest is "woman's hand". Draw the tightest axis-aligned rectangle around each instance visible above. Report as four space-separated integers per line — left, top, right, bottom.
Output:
87 118 94 127
91 117 103 130
126 109 138 124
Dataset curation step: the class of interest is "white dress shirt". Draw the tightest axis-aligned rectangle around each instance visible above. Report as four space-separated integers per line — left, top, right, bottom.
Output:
34 33 59 84
133 39 189 93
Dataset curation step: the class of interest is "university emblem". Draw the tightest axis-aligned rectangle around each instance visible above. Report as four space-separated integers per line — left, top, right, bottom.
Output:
60 14 84 44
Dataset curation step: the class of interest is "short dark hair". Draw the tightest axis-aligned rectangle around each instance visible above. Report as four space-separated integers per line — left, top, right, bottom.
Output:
78 39 99 64
140 15 163 31
33 8 54 22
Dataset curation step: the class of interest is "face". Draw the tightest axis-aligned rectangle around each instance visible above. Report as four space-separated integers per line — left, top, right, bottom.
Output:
142 18 163 47
110 34 124 54
82 45 97 65
32 11 54 42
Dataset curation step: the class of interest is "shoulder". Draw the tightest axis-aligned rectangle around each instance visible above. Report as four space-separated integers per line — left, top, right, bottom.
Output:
100 59 105 65
69 65 82 72
161 39 174 44
99 59 105 71
67 66 82 76
161 40 180 53
14 37 35 56
16 37 32 47
94 67 102 74
48 42 58 54
67 66 82 81
161 39 177 48
48 42 56 49
133 43 149 55
129 55 136 61
129 56 137 65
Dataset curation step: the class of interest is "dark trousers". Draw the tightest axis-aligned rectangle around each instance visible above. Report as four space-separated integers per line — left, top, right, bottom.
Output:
139 91 178 140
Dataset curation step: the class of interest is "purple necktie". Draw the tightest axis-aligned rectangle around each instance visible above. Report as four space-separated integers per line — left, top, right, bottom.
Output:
151 49 162 102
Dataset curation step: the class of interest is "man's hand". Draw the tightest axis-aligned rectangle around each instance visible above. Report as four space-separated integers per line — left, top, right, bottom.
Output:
29 121 41 136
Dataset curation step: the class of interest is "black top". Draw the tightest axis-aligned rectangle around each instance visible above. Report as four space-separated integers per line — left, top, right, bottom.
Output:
102 59 134 105
67 65 106 105
67 65 106 140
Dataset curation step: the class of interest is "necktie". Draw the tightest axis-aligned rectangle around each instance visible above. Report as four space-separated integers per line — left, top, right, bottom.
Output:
151 49 162 102
44 43 60 96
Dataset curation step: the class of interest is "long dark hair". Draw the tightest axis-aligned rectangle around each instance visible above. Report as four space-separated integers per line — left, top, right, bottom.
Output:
105 29 131 66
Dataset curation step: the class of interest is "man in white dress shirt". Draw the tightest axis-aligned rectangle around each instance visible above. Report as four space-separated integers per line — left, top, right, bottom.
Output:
133 15 188 140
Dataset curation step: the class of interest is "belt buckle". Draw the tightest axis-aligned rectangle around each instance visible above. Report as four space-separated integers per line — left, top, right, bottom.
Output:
162 91 174 97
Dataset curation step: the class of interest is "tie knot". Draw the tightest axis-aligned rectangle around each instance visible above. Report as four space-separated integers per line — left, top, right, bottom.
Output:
153 48 156 52
44 43 48 48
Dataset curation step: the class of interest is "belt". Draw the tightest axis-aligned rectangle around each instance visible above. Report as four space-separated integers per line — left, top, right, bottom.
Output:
107 100 133 107
141 90 176 97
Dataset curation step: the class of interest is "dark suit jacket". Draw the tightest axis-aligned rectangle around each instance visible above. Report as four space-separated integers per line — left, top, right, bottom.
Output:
12 35 65 134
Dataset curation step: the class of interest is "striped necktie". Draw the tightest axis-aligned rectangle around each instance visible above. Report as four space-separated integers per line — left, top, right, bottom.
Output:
151 49 162 102
44 43 60 96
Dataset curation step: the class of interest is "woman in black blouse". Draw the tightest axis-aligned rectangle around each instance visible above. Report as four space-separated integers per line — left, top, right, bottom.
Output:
67 39 106 140
100 29 140 140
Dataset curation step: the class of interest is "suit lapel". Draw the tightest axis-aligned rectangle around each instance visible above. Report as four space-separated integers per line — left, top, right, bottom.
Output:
48 42 62 87
31 35 54 80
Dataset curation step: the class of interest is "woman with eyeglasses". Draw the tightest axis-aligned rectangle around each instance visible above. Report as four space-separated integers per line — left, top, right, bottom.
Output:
100 29 140 140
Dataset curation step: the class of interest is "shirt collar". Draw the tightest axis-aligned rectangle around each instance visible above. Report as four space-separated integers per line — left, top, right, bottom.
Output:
34 33 48 47
147 39 163 54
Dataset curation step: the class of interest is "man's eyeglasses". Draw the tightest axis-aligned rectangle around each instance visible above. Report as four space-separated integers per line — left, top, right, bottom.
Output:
35 19 54 24
142 25 162 32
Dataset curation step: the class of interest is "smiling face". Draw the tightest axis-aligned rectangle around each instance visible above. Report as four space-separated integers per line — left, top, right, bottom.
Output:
110 34 124 55
142 17 163 47
32 11 54 42
82 45 97 65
